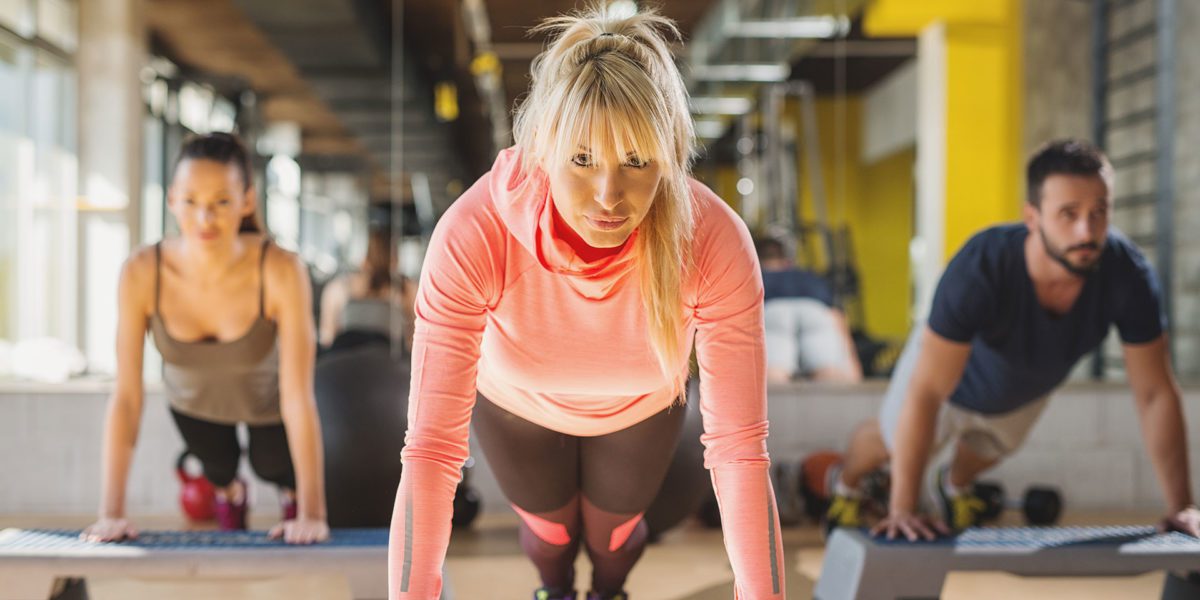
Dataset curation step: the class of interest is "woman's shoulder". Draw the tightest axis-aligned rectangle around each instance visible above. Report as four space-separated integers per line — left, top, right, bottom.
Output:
438 171 505 231
687 178 752 247
120 242 162 284
260 236 308 286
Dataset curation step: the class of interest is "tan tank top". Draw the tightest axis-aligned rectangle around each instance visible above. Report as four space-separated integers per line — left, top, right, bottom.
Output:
149 239 282 425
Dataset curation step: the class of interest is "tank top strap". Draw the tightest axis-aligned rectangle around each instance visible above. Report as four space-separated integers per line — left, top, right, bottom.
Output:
154 241 163 315
259 238 270 317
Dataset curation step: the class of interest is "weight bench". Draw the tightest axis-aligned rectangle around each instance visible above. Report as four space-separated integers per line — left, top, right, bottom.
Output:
0 528 451 600
815 525 1200 600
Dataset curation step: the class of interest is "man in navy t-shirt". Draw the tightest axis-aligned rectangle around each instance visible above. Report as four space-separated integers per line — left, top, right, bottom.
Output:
824 140 1200 540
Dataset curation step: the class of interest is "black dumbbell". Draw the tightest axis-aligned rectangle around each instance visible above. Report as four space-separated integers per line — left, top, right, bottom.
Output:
697 495 723 528
451 482 482 528
451 458 482 528
973 481 1062 526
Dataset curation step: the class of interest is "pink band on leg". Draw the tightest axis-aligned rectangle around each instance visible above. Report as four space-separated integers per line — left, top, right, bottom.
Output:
608 512 644 552
512 504 572 546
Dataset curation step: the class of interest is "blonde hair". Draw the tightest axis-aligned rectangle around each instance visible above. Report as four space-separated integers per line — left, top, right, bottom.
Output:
512 3 696 397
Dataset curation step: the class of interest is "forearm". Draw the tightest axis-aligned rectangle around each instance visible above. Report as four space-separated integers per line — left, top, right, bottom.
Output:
1138 390 1194 512
889 393 941 513
710 460 785 598
281 397 327 520
99 397 140 518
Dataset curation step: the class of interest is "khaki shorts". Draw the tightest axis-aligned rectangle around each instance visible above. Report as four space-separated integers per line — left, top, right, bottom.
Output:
879 327 1050 461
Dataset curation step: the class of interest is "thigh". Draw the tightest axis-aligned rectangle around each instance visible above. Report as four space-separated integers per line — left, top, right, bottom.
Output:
955 396 1050 460
246 422 293 466
471 395 580 513
170 409 242 474
580 402 687 515
878 327 928 451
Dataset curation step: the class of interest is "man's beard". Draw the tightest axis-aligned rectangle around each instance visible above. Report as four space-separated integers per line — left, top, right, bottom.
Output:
1039 225 1101 277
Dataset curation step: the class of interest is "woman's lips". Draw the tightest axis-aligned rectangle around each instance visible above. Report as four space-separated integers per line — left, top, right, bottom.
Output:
585 215 629 231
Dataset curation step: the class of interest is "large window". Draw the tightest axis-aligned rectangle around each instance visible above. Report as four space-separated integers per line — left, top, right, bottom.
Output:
0 31 25 343
0 1 78 371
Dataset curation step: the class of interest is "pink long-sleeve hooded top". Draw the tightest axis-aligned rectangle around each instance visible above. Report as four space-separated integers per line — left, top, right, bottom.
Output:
389 148 785 599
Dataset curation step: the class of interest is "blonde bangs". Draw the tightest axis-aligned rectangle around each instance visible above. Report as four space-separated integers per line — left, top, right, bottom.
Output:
538 58 674 175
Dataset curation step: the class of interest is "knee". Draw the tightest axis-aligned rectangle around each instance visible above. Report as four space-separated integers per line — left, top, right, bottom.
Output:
851 419 884 447
957 432 1008 464
514 504 579 548
592 515 645 554
197 456 240 488
580 502 647 555
248 448 295 487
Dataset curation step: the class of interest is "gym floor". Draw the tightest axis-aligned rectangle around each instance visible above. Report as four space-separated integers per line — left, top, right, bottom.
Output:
0 511 1170 599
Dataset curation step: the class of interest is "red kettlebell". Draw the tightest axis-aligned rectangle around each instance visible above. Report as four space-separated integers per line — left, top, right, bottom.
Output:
176 450 216 522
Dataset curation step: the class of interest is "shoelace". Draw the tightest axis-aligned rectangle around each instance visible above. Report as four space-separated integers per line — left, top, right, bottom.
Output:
829 495 861 526
952 494 987 530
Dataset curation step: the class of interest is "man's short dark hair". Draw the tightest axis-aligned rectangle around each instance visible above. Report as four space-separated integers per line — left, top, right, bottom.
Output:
1026 139 1113 207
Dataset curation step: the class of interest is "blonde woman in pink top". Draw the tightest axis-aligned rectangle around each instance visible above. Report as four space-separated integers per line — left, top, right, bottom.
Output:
389 6 785 599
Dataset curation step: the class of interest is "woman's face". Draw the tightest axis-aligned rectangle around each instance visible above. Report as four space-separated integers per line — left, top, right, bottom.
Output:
167 158 254 247
545 144 662 248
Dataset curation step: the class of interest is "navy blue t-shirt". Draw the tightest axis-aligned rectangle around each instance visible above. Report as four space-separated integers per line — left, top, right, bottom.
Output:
928 224 1164 414
762 268 835 306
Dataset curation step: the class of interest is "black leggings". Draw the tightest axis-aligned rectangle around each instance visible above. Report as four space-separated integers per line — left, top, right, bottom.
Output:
170 409 296 490
472 396 686 594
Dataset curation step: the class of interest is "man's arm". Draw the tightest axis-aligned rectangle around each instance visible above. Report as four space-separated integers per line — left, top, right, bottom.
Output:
874 326 972 540
1123 335 1200 534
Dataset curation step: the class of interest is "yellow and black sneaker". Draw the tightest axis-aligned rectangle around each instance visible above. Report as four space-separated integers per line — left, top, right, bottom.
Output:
933 466 987 531
822 492 863 538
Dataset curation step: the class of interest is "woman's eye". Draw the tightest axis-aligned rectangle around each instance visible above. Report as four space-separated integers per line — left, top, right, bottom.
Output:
571 154 593 167
625 156 647 168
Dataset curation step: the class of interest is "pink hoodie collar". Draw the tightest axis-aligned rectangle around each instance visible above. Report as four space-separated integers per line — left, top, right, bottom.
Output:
489 147 638 299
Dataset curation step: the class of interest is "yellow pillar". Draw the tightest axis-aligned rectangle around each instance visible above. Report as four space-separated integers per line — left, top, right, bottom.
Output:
865 0 1023 261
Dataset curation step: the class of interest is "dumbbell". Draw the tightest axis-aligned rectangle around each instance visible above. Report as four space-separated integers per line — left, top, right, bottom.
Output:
451 456 482 528
973 481 1062 526
451 482 482 528
698 495 723 528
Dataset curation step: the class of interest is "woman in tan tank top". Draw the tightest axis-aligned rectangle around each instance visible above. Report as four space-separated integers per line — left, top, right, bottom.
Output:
83 133 329 544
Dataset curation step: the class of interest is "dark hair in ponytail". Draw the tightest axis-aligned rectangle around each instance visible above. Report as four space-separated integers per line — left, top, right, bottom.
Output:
174 132 262 233
364 228 395 294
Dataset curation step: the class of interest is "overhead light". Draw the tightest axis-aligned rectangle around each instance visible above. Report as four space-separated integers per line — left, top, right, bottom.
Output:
608 0 637 20
737 177 755 196
691 64 789 83
690 96 753 115
728 16 850 39
693 118 728 139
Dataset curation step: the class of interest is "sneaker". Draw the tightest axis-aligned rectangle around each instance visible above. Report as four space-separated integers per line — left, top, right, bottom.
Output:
280 493 297 521
533 588 577 600
586 592 628 600
822 493 862 538
215 480 248 531
933 466 987 531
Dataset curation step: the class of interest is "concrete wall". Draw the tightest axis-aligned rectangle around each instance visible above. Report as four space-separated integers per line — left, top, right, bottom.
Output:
1172 0 1200 379
1022 0 1093 156
2 382 1197 518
